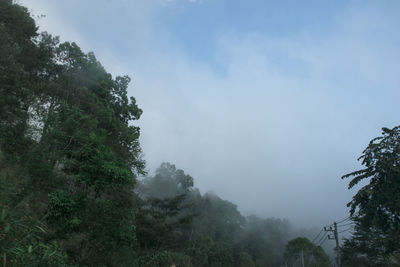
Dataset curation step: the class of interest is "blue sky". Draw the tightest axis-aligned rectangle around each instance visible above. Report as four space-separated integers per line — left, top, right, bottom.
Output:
156 0 343 65
22 0 400 228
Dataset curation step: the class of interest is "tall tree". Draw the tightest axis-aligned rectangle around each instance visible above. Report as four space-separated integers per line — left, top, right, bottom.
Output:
284 237 330 267
341 126 400 266
0 1 144 265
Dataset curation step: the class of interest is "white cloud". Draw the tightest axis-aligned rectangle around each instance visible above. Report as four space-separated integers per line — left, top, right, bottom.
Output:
129 3 400 226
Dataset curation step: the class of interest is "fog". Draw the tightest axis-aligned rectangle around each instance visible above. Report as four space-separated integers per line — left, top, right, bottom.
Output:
22 0 400 231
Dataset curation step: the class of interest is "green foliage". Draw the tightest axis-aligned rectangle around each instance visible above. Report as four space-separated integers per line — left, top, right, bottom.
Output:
0 0 39 158
0 1 143 265
236 215 291 266
0 197 71 266
185 234 233 267
136 162 297 266
284 237 330 267
238 252 255 267
66 132 133 191
341 126 400 266
7 240 72 267
135 250 192 267
135 162 197 256
139 162 194 199
193 192 245 243
47 190 83 233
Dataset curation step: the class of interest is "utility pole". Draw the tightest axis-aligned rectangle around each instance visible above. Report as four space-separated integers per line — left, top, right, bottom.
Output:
301 249 305 267
324 222 341 267
334 222 341 267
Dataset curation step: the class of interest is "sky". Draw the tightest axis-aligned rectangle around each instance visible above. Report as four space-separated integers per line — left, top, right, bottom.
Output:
20 0 400 227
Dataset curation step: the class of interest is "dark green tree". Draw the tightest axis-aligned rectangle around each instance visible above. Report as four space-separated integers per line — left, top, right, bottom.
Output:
0 0 42 157
138 162 194 199
238 251 255 267
193 192 245 244
135 163 196 265
235 215 291 266
0 1 144 265
341 126 400 266
284 237 330 267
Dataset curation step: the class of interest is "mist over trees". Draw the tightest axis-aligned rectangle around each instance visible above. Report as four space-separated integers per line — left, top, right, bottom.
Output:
1 1 399 266
135 162 304 266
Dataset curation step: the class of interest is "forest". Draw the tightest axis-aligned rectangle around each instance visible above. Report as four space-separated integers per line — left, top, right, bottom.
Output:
0 1 399 266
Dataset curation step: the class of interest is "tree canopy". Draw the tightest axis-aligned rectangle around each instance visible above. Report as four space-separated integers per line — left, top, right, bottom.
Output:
341 126 400 266
284 237 330 267
0 0 143 264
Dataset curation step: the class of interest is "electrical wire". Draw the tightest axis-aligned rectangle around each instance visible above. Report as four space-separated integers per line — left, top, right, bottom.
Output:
311 228 324 243
339 227 354 234
316 231 328 246
311 216 354 248
337 222 355 228
336 216 351 224
317 235 328 246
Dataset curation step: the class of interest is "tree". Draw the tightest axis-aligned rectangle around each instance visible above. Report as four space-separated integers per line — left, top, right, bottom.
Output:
284 237 330 267
341 126 400 266
134 162 196 264
0 1 144 265
236 215 291 266
138 162 194 199
238 252 255 267
0 0 43 157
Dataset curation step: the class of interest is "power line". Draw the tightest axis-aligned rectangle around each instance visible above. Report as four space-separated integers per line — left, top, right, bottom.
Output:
336 216 351 224
317 235 328 246
313 217 355 266
311 228 324 243
337 222 355 228
339 227 354 234
317 235 326 246
316 231 327 246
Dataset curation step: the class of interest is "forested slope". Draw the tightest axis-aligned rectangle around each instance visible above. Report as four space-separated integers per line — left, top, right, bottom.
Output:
0 1 331 266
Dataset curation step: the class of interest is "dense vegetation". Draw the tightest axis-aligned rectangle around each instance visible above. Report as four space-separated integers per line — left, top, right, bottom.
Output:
134 162 326 266
0 0 144 265
340 126 400 267
1 1 399 266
